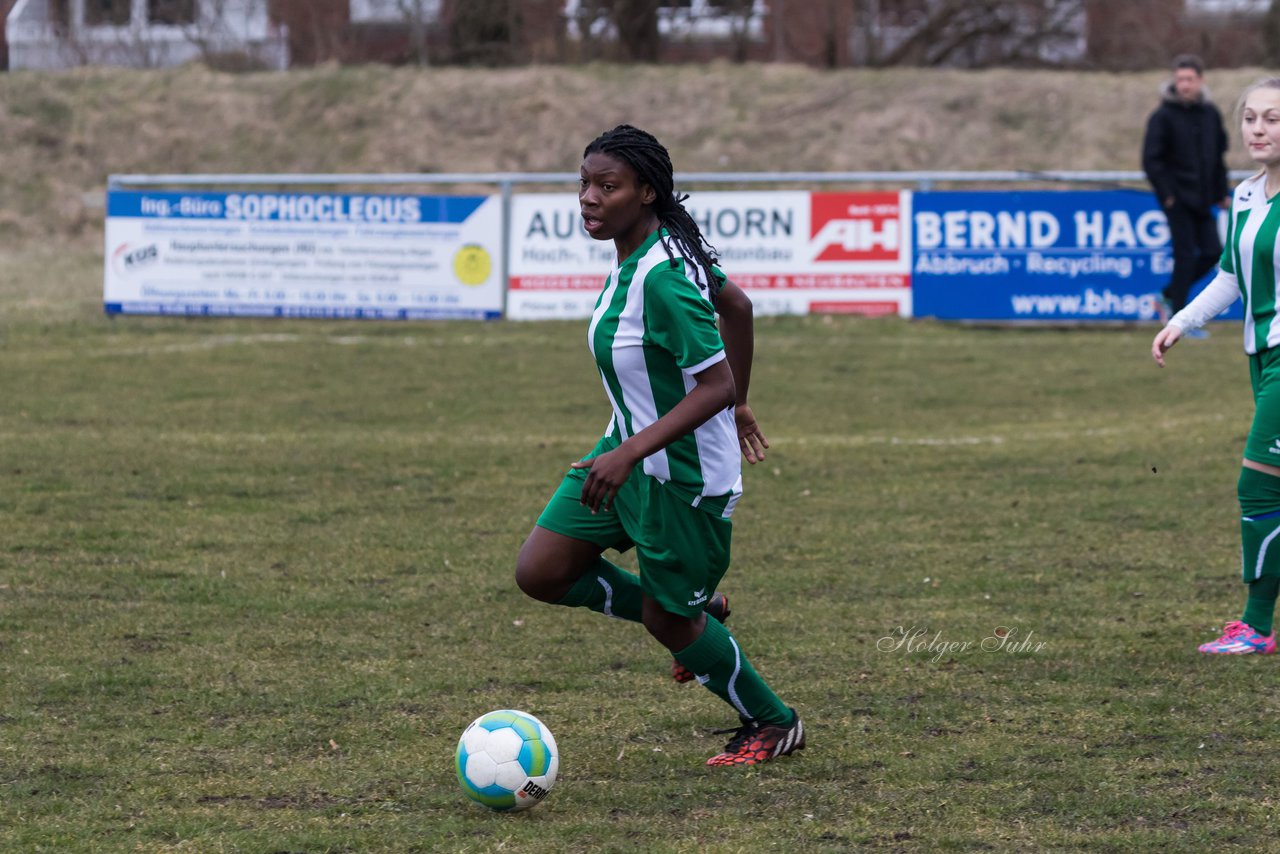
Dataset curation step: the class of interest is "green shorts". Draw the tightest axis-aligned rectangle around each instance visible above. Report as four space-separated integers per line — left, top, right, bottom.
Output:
1246 347 1280 466
535 437 732 618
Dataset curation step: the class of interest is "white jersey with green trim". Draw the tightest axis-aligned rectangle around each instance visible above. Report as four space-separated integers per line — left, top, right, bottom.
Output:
1222 172 1280 354
1169 172 1280 353
587 229 743 518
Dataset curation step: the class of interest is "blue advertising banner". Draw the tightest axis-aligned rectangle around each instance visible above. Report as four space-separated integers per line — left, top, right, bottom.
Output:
104 190 503 320
911 190 1239 322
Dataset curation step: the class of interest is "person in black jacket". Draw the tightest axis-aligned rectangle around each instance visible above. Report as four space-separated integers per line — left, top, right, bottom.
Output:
1142 54 1232 335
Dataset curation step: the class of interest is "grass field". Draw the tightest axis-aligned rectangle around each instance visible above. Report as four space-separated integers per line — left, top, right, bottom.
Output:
3 246 1278 852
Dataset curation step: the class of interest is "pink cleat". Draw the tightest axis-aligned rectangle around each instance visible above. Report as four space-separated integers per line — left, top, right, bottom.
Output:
1198 620 1276 654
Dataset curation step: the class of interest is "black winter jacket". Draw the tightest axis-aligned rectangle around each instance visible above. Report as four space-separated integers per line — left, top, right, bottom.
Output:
1141 82 1230 214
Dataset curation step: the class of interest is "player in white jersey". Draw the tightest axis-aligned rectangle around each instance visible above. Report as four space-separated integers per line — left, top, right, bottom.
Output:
1153 77 1280 654
515 126 805 765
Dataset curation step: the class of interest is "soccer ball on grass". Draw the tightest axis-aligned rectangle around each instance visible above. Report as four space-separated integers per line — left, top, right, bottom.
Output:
455 709 559 811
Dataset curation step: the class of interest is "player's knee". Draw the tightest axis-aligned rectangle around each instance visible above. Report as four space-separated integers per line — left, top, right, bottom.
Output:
515 564 559 604
515 531 594 603
515 539 558 603
513 562 539 600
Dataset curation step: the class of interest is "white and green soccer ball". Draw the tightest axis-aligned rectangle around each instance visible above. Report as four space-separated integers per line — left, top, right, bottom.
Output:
455 709 559 811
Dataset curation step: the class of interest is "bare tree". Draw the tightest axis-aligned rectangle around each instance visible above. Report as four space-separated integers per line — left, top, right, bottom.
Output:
564 0 660 62
397 0 434 65
448 0 523 65
269 0 350 65
768 0 855 67
705 0 760 63
566 0 769 64
1267 0 1280 64
178 0 284 70
857 0 1086 68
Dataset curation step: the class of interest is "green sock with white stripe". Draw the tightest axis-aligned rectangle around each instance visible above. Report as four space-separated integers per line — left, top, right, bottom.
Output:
673 617 792 727
555 558 642 623
1237 467 1280 635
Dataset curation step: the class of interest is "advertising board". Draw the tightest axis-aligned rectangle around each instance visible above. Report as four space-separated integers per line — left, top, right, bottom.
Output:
507 190 913 319
104 191 503 319
911 190 1238 322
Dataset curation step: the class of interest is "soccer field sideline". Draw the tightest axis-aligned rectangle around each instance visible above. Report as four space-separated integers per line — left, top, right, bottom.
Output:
0 411 1238 451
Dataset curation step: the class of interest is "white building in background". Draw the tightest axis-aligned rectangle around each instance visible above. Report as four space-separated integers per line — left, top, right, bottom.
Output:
562 0 768 42
347 0 440 24
6 0 288 70
1183 0 1270 16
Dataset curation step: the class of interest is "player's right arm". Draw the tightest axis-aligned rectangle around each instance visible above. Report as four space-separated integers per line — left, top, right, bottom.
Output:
1151 324 1183 368
1152 268 1240 367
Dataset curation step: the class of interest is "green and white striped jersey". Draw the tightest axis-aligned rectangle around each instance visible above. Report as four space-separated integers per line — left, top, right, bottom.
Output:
1223 173 1280 354
587 229 742 518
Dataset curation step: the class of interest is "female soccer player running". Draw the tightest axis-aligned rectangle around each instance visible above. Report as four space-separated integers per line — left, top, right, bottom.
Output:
515 125 804 765
1153 77 1280 655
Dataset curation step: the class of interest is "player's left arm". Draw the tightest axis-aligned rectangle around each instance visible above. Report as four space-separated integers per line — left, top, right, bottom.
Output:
716 277 769 464
573 360 735 512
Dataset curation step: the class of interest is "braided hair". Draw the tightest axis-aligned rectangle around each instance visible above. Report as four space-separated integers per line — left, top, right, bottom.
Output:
583 124 723 302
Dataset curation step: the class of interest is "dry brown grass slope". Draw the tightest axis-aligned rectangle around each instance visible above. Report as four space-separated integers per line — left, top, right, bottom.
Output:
0 62 1273 247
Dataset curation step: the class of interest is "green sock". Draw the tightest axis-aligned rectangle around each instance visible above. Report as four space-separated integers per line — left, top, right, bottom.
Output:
1243 575 1280 636
1237 467 1280 635
673 617 791 727
554 558 642 623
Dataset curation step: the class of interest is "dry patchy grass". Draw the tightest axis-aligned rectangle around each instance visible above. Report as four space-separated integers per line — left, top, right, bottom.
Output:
0 62 1272 249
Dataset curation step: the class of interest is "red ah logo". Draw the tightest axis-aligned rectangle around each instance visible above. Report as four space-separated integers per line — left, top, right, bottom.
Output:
811 193 901 262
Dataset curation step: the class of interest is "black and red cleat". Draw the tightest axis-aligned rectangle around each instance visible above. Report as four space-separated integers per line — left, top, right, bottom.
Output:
671 592 731 683
705 708 805 767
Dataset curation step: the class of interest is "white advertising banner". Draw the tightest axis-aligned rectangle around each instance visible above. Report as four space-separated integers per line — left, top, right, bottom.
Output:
104 190 503 319
508 190 913 320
